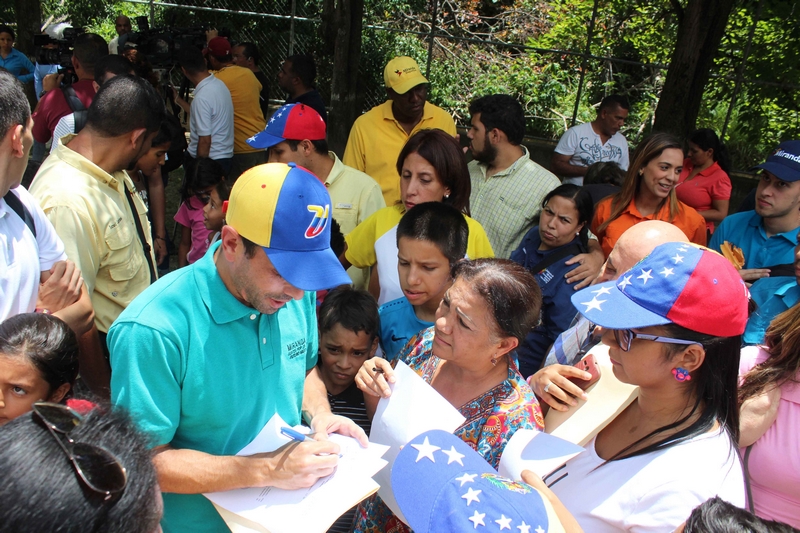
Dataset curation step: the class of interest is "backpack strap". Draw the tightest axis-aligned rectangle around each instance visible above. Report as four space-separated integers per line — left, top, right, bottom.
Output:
528 242 587 275
61 86 89 134
73 109 89 134
3 189 37 238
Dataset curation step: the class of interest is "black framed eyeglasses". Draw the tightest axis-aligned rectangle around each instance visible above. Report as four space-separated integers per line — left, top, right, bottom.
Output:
32 402 128 499
613 329 698 353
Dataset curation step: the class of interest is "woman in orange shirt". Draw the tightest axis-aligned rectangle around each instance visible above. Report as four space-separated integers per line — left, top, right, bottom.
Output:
591 133 707 257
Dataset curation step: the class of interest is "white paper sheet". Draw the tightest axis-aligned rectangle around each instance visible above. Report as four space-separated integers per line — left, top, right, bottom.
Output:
369 360 466 523
497 429 584 480
204 414 390 533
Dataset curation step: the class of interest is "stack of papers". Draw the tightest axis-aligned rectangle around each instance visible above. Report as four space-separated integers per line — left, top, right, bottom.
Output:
498 429 584 480
205 413 389 533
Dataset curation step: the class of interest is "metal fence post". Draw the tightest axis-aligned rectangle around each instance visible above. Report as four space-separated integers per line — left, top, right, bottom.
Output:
425 0 439 78
149 0 155 27
570 0 599 127
289 0 297 55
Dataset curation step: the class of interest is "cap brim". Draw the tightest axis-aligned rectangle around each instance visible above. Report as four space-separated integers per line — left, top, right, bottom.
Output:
391 75 429 95
570 280 671 330
751 161 800 182
264 247 351 291
246 130 285 150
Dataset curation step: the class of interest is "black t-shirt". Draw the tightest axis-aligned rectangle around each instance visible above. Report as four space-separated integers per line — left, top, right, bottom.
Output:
254 70 270 120
286 89 328 123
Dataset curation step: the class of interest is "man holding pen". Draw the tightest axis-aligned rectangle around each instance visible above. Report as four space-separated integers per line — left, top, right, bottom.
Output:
109 163 365 532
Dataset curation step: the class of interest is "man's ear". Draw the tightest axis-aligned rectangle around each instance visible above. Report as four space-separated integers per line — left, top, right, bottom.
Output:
129 128 148 149
8 124 25 158
301 139 315 156
220 225 241 261
92 81 100 92
71 55 81 71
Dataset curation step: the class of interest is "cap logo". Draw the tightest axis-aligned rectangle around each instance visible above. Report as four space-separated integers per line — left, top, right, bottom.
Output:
395 69 402 76
305 205 330 238
773 149 800 164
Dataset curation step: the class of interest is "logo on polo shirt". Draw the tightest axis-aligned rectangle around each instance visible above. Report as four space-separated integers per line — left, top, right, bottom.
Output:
305 205 330 238
286 338 306 359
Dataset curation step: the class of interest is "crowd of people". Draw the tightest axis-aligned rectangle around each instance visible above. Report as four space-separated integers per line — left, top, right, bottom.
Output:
1 16 799 533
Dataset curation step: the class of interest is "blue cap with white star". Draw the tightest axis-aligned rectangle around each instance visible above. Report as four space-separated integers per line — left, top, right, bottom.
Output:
391 430 562 533
570 242 749 336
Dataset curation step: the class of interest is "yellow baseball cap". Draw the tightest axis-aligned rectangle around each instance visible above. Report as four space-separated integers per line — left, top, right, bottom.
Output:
384 56 428 94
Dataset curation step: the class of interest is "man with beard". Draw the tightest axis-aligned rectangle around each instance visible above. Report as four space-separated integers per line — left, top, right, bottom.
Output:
466 94 561 259
30 75 164 351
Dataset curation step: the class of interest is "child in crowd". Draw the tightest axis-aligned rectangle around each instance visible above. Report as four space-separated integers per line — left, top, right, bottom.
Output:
378 202 468 360
0 313 79 425
511 184 593 377
679 497 799 533
175 158 225 267
202 179 231 248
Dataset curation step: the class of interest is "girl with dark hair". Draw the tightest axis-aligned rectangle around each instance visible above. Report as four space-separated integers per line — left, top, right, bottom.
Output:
0 313 79 425
355 258 545 533
675 129 733 234
343 128 494 305
521 242 749 532
511 184 594 376
738 302 800 528
175 158 226 267
592 133 707 257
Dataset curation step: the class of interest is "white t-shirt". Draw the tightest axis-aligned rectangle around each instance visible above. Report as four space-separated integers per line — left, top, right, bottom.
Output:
550 428 744 533
554 122 630 185
0 186 67 320
50 113 75 153
188 74 234 160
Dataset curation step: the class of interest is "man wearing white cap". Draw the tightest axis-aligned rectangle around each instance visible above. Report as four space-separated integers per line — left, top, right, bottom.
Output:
343 56 456 206
109 163 366 533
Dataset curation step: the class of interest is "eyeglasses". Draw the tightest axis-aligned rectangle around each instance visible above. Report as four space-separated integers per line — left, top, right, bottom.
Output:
32 402 128 499
613 329 698 352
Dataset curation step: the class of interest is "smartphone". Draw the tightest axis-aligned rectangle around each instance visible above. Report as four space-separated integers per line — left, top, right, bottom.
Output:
567 353 601 391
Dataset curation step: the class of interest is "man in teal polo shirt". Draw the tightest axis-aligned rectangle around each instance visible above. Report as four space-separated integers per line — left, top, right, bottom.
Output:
109 163 362 532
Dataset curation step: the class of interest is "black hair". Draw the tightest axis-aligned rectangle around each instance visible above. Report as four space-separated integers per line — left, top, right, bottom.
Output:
540 184 594 247
180 157 225 207
598 94 630 112
285 54 316 87
397 202 468 266
329 218 345 258
688 129 731 174
468 94 525 145
318 286 380 342
683 496 799 533
241 235 260 259
0 24 14 40
0 406 161 533
213 178 231 203
0 313 79 397
177 45 207 74
584 161 625 186
236 42 260 66
86 75 164 137
450 259 542 344
0 69 30 139
285 138 329 155
72 33 109 75
94 54 134 85
152 117 181 149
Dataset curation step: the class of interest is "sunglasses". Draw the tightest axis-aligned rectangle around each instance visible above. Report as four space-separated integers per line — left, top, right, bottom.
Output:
32 402 128 499
613 329 698 352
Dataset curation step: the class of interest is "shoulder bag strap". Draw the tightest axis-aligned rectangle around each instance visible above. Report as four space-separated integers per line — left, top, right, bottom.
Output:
527 242 587 275
3 189 37 238
122 183 157 285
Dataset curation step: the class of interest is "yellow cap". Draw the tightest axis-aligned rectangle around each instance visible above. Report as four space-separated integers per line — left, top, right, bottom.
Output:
384 56 428 94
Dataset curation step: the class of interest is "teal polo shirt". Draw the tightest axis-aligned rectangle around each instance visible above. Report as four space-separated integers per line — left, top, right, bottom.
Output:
744 279 800 345
709 210 799 269
109 241 318 533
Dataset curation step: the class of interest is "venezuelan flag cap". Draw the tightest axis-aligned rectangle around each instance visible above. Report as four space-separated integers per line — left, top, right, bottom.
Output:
225 162 351 291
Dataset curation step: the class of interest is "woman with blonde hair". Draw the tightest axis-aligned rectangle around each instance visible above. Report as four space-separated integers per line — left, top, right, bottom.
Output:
591 133 707 257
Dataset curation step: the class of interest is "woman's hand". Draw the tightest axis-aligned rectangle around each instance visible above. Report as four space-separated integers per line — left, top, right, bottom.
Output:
528 364 590 412
521 470 584 533
355 357 396 398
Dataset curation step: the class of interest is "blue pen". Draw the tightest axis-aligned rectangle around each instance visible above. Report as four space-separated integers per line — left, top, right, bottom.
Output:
280 426 343 457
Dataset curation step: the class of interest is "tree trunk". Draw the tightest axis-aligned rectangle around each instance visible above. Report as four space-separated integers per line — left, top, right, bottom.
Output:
15 0 42 107
652 0 736 136
321 0 364 157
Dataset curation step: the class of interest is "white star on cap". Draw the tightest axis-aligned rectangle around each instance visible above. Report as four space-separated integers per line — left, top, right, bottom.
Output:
581 296 606 312
660 267 674 277
672 254 684 264
469 510 486 529
462 487 482 506
637 269 653 284
455 473 477 486
517 522 531 533
591 286 612 295
276 111 283 117
411 436 440 463
496 515 512 530
618 274 633 290
442 446 465 465
247 135 256 143
677 245 689 252
269 116 276 123
535 527 545 533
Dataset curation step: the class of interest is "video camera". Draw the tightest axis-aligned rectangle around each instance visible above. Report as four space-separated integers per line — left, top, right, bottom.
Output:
33 27 83 85
122 16 208 68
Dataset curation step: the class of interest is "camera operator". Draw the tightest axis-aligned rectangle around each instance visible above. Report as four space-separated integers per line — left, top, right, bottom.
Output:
32 33 108 146
109 15 132 55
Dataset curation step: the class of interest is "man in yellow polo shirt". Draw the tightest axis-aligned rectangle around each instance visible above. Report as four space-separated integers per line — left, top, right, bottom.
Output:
343 56 456 206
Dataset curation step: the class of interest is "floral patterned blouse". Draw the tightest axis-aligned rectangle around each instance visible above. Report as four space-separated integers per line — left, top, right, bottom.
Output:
353 326 544 533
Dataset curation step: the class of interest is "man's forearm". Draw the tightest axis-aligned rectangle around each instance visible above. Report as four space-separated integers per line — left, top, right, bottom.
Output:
551 158 588 178
154 446 256 494
197 136 211 158
77 325 110 399
302 367 333 424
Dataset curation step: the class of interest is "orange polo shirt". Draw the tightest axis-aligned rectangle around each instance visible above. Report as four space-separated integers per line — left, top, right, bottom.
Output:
591 197 707 257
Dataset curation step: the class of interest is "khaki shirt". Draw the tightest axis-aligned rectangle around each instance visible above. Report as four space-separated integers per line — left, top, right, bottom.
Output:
30 136 155 332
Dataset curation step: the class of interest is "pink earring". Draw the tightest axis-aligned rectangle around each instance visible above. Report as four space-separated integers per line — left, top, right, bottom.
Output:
672 367 691 382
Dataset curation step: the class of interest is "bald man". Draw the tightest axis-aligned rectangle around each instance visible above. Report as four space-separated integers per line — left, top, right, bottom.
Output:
530 220 689 409
108 16 131 55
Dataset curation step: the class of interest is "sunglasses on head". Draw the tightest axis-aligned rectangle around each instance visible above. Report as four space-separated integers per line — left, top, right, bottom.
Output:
613 329 698 352
32 402 128 500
